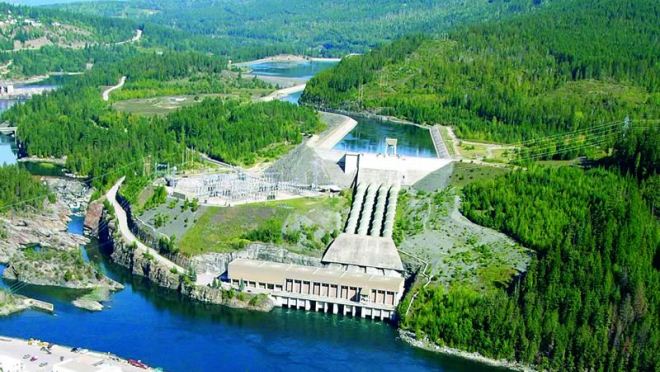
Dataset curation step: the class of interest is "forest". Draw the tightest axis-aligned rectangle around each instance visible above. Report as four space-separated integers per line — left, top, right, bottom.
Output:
166 99 323 165
1 49 323 190
302 0 659 154
55 0 550 59
0 165 51 212
402 155 659 370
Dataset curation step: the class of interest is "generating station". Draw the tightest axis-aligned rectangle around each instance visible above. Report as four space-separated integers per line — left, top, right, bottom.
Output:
224 115 452 321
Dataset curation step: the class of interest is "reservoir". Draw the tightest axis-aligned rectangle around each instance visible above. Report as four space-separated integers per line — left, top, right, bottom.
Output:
248 59 338 81
247 59 339 104
335 116 437 158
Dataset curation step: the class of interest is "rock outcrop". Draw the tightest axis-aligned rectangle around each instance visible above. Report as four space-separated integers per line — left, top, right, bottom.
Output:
193 243 322 275
3 249 123 291
100 211 274 311
0 177 91 263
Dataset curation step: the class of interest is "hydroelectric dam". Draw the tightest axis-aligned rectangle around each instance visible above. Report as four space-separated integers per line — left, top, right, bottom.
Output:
227 118 453 320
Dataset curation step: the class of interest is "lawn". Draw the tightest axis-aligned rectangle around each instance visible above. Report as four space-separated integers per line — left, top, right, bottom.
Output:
179 195 349 256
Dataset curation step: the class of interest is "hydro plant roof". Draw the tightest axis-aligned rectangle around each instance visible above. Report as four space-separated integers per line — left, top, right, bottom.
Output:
321 233 404 272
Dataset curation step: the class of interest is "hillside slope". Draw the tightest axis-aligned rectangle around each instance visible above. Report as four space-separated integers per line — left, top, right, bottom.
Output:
302 0 660 145
55 0 551 59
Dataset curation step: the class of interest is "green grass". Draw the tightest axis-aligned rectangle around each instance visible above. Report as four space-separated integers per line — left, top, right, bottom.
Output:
179 196 348 256
448 162 510 188
113 95 217 116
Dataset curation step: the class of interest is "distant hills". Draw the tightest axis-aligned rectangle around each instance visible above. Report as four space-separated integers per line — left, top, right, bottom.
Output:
302 0 659 146
53 0 552 58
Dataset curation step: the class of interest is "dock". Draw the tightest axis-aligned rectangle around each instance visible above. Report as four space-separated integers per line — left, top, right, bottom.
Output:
26 298 54 313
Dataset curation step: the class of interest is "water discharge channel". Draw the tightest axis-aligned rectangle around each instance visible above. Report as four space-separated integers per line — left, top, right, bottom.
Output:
0 63 500 371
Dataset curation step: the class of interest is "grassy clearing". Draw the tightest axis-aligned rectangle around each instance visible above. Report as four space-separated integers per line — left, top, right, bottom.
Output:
447 162 510 188
113 95 219 116
179 195 349 256
457 141 490 159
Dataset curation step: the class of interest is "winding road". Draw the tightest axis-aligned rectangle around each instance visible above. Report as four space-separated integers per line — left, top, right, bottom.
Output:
107 177 184 273
102 76 126 101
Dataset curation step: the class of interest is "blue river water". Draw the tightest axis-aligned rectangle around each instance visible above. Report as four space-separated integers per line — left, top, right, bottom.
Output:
0 100 21 166
0 65 498 371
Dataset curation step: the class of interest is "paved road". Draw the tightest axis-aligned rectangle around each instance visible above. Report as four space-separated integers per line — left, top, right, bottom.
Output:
107 178 184 273
102 76 126 101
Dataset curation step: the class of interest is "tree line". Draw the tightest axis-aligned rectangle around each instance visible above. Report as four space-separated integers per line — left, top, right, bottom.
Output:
302 0 659 152
402 162 659 370
167 99 323 165
0 165 52 212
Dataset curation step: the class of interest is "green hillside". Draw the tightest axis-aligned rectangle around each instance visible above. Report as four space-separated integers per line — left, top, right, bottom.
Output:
302 0 660 147
55 0 551 59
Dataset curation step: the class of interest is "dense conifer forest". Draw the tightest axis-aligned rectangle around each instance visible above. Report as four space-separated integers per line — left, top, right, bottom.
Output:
55 0 551 58
302 0 659 148
0 165 51 212
1 51 323 189
402 160 659 370
167 100 322 165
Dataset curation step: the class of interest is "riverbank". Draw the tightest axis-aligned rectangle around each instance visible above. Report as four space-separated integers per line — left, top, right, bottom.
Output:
235 54 342 66
399 330 533 371
0 290 30 316
259 83 306 102
100 178 275 312
0 336 155 371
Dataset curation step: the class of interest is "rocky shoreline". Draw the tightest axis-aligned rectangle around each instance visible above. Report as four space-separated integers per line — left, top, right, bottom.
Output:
0 177 91 263
99 210 274 312
398 330 535 371
0 290 30 316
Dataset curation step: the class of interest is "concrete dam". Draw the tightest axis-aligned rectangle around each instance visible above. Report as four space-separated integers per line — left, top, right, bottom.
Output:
226 119 453 321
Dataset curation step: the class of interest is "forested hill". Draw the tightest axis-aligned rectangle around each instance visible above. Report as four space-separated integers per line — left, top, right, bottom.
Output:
0 3 136 50
302 0 660 144
54 0 551 59
0 2 141 77
402 164 659 371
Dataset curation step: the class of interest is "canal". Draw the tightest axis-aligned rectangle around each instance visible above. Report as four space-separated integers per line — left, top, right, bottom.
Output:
0 63 499 371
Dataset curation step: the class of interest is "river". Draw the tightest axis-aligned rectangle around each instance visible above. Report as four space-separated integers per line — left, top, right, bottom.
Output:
0 100 21 166
0 64 501 371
